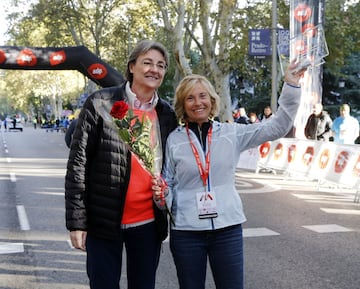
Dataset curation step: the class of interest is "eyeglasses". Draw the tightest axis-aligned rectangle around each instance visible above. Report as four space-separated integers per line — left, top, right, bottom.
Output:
140 60 167 71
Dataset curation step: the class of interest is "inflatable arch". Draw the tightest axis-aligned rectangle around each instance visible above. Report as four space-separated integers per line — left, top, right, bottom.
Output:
0 46 124 87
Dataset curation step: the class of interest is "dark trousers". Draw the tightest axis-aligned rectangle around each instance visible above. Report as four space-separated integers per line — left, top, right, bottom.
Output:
86 222 161 289
170 224 244 289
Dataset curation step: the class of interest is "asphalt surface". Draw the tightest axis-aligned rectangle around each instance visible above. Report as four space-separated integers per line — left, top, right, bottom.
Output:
0 124 359 289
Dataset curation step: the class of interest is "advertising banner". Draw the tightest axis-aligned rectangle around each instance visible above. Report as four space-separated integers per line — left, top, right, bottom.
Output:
238 138 360 202
289 0 326 139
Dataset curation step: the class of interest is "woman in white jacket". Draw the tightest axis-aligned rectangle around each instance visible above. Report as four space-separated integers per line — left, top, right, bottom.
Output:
153 61 305 289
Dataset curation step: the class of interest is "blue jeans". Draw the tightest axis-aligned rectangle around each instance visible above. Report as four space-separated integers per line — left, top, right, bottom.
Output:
170 224 243 289
86 222 161 289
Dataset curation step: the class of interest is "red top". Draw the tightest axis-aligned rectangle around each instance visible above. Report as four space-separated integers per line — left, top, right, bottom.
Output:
121 152 154 224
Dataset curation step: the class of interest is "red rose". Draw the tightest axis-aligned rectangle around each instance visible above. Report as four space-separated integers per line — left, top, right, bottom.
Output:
110 101 129 119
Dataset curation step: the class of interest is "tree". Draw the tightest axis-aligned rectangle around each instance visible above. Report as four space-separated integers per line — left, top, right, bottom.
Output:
2 0 359 122
156 0 238 121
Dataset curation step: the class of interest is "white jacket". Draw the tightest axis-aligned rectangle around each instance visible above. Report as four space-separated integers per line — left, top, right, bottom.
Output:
163 84 301 231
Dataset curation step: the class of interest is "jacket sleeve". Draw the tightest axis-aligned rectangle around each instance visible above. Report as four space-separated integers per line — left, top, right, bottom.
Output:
65 97 99 231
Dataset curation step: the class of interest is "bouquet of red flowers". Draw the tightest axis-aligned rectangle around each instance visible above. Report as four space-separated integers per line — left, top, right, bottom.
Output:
110 100 173 222
110 100 162 176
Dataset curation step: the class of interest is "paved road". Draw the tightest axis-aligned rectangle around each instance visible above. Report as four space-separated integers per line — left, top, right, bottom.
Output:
0 125 359 288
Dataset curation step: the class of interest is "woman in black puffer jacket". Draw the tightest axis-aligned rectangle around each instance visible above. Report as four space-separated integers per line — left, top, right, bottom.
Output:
65 40 177 289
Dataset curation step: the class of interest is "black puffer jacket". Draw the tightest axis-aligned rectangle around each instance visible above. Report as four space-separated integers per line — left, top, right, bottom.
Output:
65 83 177 241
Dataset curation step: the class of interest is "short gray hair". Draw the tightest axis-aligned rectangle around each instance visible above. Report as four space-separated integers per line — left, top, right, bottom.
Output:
125 40 169 84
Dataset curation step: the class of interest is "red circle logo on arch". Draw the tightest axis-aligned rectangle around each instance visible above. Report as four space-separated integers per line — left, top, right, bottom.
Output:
50 50 66 66
87 63 108 79
294 4 312 23
17 49 37 66
0 50 6 64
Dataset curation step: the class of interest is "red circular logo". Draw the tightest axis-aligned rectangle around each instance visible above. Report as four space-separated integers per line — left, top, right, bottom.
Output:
294 4 312 23
274 143 283 160
17 49 37 66
259 142 271 158
50 50 66 66
87 63 108 79
318 149 330 170
302 146 314 166
302 23 316 37
334 151 349 173
353 155 360 177
288 144 297 163
0 50 6 64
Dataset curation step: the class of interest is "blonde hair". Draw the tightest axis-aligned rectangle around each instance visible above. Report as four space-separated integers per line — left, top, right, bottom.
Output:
174 74 220 123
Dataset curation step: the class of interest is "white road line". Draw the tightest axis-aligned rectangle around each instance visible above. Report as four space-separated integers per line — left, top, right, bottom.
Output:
0 242 24 254
302 224 354 233
243 227 280 237
236 180 280 194
320 208 360 215
67 240 74 249
16 205 30 231
9 172 16 182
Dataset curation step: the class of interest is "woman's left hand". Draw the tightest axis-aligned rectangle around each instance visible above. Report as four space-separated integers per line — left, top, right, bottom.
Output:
152 176 168 205
285 59 307 87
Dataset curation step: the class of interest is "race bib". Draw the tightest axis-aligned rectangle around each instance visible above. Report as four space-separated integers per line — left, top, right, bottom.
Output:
196 191 218 219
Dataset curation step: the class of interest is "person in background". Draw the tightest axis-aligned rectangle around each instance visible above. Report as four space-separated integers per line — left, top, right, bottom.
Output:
152 61 305 289
261 105 274 122
232 108 240 122
235 107 250 124
249 112 260 124
331 103 359 144
62 117 70 132
65 39 177 289
12 116 16 129
304 103 333 141
64 109 81 148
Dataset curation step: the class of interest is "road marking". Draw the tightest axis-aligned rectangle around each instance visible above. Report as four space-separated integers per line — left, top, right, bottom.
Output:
243 227 280 237
320 208 360 215
292 193 353 201
236 180 280 194
16 205 30 231
9 172 16 182
0 242 24 254
67 240 74 249
302 224 354 233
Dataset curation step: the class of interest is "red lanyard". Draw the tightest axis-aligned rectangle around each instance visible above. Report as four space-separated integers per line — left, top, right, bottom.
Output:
186 123 213 187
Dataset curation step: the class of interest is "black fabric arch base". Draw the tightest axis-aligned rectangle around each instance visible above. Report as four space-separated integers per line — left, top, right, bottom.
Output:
0 45 124 88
